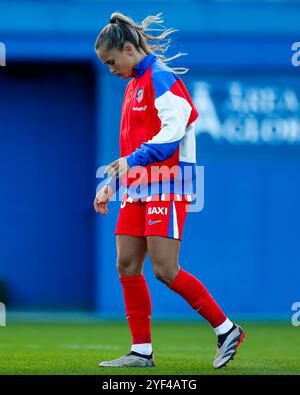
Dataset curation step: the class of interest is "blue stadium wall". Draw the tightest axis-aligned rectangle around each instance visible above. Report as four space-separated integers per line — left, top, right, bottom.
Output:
0 1 299 318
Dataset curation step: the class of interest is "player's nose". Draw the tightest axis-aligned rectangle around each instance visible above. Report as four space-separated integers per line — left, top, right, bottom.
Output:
109 65 116 74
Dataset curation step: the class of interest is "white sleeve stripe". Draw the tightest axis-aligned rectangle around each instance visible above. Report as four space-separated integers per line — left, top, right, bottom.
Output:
147 91 192 145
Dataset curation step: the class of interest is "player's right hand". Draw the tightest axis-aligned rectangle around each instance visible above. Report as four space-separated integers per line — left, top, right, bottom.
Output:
94 185 114 215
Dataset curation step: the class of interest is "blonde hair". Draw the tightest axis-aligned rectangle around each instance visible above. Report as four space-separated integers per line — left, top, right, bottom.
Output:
95 12 188 74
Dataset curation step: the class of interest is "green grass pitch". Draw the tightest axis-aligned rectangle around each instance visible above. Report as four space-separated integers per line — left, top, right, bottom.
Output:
0 321 299 375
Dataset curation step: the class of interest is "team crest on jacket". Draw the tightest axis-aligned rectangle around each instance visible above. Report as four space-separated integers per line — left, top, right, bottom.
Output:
136 88 144 103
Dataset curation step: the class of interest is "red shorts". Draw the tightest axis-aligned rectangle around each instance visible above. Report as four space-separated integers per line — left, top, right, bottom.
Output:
115 200 190 240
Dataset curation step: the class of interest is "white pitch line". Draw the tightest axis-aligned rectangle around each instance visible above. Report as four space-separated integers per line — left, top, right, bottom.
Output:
60 344 211 352
0 344 212 352
61 344 124 350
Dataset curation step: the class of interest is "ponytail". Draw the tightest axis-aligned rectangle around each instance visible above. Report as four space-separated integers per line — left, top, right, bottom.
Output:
95 12 188 74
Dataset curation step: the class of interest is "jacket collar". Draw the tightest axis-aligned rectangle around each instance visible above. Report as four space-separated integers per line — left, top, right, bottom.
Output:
133 53 156 78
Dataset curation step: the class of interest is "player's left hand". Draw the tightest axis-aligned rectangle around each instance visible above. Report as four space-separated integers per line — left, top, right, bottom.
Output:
105 157 130 178
94 185 114 215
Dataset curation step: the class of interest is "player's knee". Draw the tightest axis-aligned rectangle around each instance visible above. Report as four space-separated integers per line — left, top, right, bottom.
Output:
116 256 141 276
116 257 131 275
153 267 177 285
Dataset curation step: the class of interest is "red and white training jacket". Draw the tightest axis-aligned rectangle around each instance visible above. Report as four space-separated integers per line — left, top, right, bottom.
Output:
107 53 199 203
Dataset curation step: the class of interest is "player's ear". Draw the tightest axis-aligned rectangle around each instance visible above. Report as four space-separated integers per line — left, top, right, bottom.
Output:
123 42 135 57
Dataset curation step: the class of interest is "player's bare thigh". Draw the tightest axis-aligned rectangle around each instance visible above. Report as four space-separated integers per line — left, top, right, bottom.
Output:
147 236 181 285
116 235 148 277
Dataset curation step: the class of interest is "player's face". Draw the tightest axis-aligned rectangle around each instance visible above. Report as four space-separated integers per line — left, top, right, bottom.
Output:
97 44 136 79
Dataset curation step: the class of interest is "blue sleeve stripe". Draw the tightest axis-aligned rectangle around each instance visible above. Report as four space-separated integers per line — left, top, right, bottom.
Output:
151 63 180 99
168 202 174 238
127 140 180 168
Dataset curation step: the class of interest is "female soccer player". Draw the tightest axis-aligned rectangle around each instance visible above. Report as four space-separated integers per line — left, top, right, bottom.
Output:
94 12 245 369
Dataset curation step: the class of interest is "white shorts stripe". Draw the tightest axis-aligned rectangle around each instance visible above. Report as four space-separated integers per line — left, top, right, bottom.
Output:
172 201 179 239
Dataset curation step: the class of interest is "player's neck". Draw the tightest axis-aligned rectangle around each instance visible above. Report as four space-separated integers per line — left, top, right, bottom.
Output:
133 51 147 68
